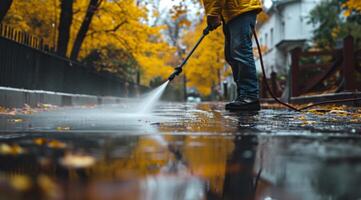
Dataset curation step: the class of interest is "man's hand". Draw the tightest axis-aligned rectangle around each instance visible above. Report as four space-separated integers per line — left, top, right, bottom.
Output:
207 15 221 31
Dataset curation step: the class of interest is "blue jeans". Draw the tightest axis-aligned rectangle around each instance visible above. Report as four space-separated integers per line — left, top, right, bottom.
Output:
223 11 259 99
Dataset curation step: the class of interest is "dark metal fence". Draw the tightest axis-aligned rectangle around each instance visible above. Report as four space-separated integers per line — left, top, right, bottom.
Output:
0 24 147 97
0 23 53 51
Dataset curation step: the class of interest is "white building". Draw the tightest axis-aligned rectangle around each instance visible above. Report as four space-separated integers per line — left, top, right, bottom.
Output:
255 0 321 76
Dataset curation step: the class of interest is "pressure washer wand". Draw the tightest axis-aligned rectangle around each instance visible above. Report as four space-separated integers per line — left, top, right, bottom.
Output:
168 27 211 81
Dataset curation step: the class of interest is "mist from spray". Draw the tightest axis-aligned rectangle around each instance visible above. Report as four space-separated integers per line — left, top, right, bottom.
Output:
137 80 169 114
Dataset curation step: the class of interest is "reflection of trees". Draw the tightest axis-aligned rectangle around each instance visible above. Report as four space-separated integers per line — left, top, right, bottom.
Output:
90 136 173 179
183 135 234 196
0 106 266 199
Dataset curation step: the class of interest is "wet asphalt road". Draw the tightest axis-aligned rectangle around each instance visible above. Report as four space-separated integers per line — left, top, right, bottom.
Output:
0 102 361 200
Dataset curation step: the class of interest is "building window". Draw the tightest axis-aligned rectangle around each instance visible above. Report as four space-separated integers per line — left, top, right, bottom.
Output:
265 33 268 48
270 28 274 47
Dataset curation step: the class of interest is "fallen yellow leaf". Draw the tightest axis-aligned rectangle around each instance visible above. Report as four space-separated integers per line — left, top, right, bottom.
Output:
296 116 307 121
56 126 70 131
37 175 61 199
33 138 47 145
0 143 12 154
0 143 25 155
9 118 24 123
330 110 349 115
59 153 96 168
307 109 324 115
47 140 66 149
10 175 31 191
301 120 317 126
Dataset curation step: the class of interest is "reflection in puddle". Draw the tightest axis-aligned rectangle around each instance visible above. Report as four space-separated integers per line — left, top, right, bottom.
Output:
141 174 204 200
0 103 361 199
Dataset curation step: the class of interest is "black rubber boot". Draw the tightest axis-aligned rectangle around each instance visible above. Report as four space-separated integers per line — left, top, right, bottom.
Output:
225 96 261 111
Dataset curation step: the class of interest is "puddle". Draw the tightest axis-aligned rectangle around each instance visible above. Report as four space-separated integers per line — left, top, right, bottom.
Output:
0 102 360 199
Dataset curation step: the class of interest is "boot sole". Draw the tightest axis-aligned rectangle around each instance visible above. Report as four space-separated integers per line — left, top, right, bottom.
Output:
225 104 261 111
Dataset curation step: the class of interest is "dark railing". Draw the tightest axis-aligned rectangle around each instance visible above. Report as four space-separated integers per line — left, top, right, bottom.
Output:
0 23 55 51
261 36 361 98
0 24 147 97
290 36 360 97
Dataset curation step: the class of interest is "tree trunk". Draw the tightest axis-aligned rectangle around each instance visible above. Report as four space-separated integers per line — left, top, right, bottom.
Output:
70 0 102 60
0 0 13 22
56 0 73 57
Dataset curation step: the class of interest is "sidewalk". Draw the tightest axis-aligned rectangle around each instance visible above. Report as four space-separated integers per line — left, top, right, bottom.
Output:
0 86 129 108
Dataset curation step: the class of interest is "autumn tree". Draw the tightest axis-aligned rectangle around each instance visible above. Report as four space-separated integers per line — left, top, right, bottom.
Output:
3 0 175 86
0 0 13 22
2 0 57 46
182 20 228 97
70 0 103 60
342 0 361 14
82 44 139 80
57 0 73 57
309 0 361 49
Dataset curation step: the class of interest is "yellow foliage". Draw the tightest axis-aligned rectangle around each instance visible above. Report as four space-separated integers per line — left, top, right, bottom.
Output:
343 0 361 16
72 0 175 85
3 0 58 45
257 11 269 25
4 0 175 86
182 20 229 96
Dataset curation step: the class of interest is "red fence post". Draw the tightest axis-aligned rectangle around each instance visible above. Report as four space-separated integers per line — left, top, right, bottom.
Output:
261 77 267 98
343 35 355 91
271 71 278 97
0 24 3 36
291 47 302 97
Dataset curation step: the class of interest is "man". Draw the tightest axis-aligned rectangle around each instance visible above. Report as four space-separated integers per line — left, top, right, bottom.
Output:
202 0 262 111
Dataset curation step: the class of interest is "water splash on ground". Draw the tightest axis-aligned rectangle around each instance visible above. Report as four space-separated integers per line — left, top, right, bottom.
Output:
138 81 169 114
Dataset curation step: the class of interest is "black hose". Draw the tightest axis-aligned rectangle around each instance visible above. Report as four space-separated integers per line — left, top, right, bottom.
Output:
251 27 301 112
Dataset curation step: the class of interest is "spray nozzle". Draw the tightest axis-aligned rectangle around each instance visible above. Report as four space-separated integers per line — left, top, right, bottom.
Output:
203 26 211 36
168 66 182 81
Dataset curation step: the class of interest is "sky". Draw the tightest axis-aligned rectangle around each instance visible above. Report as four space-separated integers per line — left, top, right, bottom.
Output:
158 0 180 11
158 0 203 18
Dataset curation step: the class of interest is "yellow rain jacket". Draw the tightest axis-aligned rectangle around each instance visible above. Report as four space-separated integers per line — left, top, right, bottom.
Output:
202 0 262 23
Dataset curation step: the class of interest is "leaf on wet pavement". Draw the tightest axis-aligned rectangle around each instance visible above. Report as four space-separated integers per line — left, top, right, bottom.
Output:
47 140 67 149
9 118 24 123
0 106 16 115
37 103 58 110
33 138 67 149
56 126 71 131
21 104 36 115
350 119 360 123
301 120 317 126
10 175 31 191
59 153 96 168
296 115 307 121
33 138 47 145
329 109 349 116
307 109 326 115
0 143 12 154
37 175 62 199
295 115 317 126
0 143 25 155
